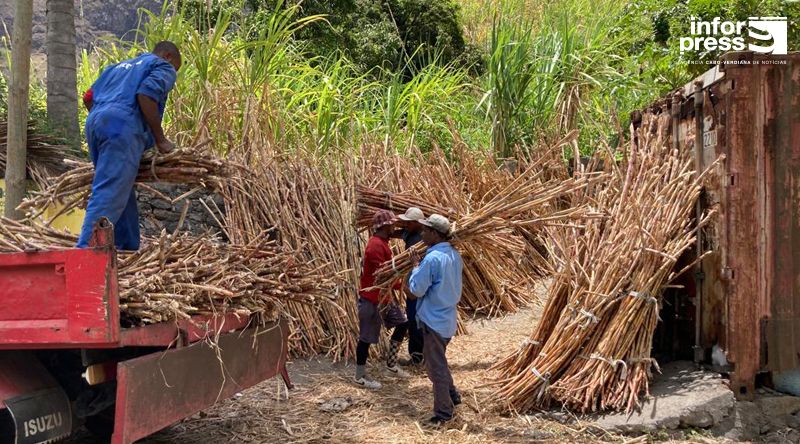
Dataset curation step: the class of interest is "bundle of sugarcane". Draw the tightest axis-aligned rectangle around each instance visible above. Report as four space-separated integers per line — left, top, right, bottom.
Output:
222 152 363 359
366 168 600 298
0 217 77 252
360 144 587 317
117 230 334 325
0 120 81 187
19 146 238 222
356 185 455 228
491 112 720 413
0 218 333 326
358 183 472 320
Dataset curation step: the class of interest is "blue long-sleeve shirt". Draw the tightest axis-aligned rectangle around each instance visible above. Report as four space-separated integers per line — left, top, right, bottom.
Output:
89 53 177 148
408 242 463 339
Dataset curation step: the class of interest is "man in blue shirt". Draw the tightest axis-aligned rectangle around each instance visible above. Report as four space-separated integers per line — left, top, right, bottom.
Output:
407 214 463 425
77 41 181 250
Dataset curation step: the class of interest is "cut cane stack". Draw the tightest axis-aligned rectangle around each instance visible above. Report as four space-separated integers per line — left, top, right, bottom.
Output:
6 132 595 360
0 120 80 187
366 159 602 306
19 146 236 221
491 112 720 413
359 142 577 317
0 218 332 326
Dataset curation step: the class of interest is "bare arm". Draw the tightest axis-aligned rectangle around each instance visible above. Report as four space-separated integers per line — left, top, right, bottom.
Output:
404 283 417 300
136 94 173 153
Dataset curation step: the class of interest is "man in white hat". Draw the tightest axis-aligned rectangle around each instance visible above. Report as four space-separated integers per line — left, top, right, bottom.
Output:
394 207 426 365
395 207 425 249
407 214 463 425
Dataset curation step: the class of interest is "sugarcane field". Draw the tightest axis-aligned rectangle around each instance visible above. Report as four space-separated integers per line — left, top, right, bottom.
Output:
1 1 800 444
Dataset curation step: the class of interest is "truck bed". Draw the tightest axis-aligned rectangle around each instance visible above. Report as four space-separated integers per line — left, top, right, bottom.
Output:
0 229 292 444
0 240 252 350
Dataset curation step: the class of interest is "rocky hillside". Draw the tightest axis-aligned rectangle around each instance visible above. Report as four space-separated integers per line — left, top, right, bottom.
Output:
0 0 162 51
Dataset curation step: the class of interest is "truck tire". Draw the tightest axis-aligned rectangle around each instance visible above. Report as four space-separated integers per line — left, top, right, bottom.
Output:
84 406 115 440
0 409 14 443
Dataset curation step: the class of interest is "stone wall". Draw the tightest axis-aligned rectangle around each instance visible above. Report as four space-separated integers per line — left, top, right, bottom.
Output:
136 183 226 239
0 0 163 51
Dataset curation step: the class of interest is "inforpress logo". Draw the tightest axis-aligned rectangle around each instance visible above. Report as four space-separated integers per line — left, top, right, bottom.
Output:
748 17 788 54
680 17 788 55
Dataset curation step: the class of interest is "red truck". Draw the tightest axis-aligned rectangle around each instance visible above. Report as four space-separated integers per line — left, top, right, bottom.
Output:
0 221 291 443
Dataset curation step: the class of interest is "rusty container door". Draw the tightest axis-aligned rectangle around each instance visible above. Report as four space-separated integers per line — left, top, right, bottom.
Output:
758 54 800 375
651 52 800 399
717 52 800 398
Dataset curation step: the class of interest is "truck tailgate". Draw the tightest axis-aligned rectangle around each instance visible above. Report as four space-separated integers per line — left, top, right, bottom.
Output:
0 247 119 348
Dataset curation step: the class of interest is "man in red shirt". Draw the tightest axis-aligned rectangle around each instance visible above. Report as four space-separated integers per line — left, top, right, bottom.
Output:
355 210 411 389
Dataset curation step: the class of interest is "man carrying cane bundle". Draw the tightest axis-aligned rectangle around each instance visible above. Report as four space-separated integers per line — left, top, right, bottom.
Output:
393 207 426 366
407 214 463 425
354 210 412 389
77 41 181 250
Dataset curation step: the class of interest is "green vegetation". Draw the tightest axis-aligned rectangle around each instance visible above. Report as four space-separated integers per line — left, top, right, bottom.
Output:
178 0 480 76
0 36 49 126
6 0 798 158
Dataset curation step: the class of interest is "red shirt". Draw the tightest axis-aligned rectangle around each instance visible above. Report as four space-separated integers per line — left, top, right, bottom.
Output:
359 235 400 303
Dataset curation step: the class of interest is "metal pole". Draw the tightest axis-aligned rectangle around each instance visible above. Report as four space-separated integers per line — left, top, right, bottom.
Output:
4 0 33 219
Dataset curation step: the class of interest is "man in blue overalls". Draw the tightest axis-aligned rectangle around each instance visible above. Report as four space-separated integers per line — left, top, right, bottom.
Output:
77 41 181 250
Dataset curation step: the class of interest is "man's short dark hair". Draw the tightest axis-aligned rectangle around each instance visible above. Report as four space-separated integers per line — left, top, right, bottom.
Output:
153 41 180 60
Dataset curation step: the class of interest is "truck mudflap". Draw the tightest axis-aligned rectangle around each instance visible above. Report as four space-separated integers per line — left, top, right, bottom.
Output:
0 352 72 443
4 388 72 444
111 318 290 444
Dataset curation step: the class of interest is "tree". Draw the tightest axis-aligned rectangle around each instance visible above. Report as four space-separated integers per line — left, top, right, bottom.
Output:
296 0 474 75
46 0 79 144
179 0 480 76
4 0 33 219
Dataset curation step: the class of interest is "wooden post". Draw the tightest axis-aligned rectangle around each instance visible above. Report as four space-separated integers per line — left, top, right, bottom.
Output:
4 0 33 219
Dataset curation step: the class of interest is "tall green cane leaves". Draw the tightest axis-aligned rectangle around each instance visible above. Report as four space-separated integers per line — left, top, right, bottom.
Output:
480 17 536 157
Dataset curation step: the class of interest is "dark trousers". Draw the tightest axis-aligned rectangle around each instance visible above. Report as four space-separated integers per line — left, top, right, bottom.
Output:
406 300 424 361
421 323 458 419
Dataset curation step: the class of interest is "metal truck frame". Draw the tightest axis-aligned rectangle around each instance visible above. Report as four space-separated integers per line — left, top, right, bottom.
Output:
0 220 292 443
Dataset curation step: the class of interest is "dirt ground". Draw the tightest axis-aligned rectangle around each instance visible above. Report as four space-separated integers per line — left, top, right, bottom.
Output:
70 281 730 444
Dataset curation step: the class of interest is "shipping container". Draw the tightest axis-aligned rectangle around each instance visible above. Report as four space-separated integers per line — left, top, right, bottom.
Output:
637 51 800 399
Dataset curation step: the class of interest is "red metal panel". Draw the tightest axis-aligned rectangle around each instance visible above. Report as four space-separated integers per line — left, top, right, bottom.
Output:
119 313 252 347
111 319 289 444
0 247 119 348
